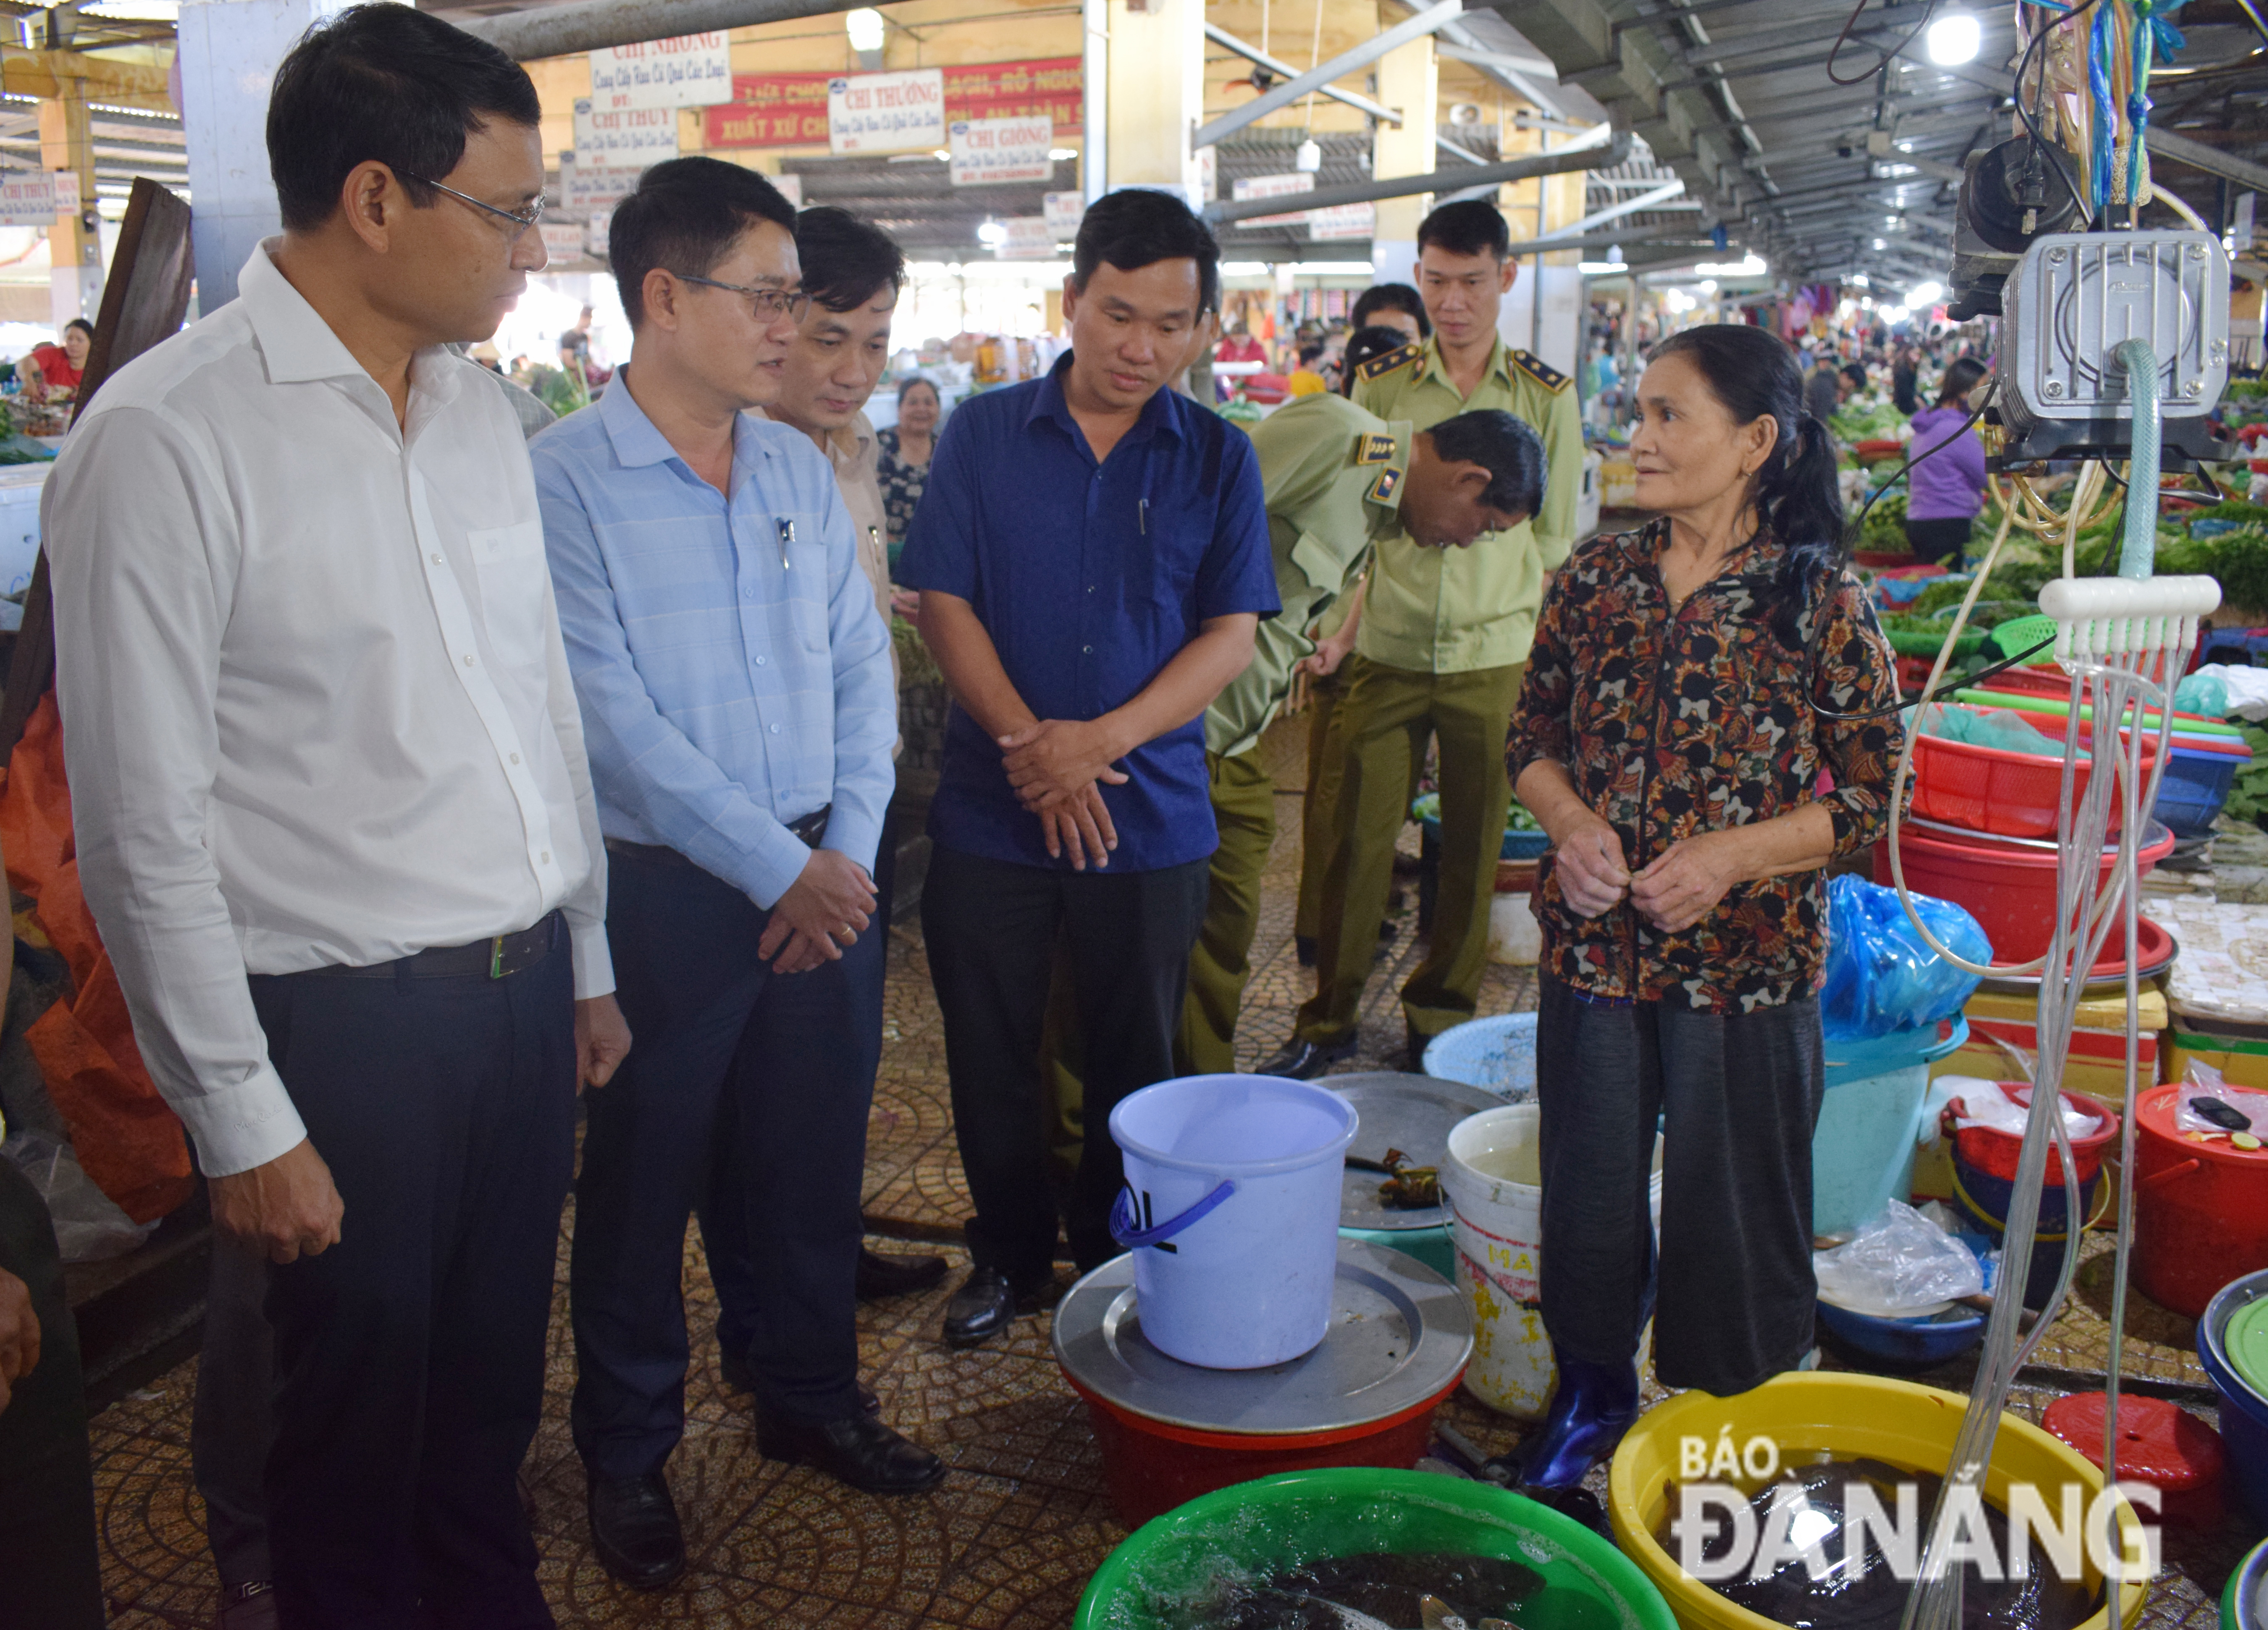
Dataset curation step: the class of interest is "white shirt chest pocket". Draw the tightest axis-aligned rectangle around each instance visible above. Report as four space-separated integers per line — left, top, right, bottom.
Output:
467 521 554 669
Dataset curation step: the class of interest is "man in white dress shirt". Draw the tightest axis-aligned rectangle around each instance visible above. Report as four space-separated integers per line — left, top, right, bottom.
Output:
44 8 630 1625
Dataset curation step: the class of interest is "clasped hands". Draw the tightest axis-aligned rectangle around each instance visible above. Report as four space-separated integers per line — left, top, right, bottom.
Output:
998 719 1125 870
1554 820 1741 934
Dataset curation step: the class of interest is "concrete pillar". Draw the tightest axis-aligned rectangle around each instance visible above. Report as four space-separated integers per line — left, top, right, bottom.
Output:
1369 32 1436 286
38 85 98 329
1104 0 1203 202
177 0 346 312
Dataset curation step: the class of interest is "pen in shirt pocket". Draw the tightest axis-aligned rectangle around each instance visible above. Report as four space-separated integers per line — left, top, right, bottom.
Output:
777 516 794 571
1138 498 1148 535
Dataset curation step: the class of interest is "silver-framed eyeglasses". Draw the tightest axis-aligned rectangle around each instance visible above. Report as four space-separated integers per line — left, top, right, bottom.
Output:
671 272 811 324
399 171 546 238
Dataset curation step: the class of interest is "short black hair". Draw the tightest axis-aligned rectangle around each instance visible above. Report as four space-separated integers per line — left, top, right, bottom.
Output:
268 3 540 233
796 205 906 313
1425 410 1546 518
1352 281 1430 339
898 374 940 405
1937 356 1988 406
609 157 798 330
1341 323 1413 396
1840 361 1868 389
1416 199 1511 262
1071 188 1221 318
64 318 92 341
1298 342 1325 366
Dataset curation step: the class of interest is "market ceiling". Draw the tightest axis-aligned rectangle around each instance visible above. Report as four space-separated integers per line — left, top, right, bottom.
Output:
1499 0 2268 287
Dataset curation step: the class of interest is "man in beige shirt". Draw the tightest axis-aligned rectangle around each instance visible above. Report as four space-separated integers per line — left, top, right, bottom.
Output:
748 204 945 1304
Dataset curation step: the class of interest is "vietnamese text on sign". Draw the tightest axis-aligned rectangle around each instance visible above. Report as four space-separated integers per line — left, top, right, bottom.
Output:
588 33 731 111
0 171 72 228
828 69 946 156
573 98 680 170
707 58 1081 149
949 117 1055 186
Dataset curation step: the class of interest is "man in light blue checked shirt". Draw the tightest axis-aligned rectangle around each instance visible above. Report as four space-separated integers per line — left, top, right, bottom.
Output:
531 158 935 1595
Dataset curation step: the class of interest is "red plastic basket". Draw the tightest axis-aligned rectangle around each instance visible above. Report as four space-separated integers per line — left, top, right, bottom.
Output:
1940 1081 2119 1186
1874 822 2176 963
1909 706 2156 838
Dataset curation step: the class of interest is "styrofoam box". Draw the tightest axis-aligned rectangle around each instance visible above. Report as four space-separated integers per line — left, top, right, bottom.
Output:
0 463 49 611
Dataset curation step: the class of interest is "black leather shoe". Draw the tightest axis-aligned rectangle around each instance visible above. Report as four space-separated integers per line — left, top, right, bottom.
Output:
586 1472 686 1591
1254 1034 1357 1081
756 1407 946 1494
716 1333 879 1415
215 1581 278 1630
857 1244 948 1301
942 1265 1055 1348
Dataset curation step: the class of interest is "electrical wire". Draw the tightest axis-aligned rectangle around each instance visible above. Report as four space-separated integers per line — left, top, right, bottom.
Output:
1825 0 1943 87
2012 0 2109 229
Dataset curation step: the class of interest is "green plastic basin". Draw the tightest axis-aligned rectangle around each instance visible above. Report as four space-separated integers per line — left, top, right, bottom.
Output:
1071 1466 1679 1630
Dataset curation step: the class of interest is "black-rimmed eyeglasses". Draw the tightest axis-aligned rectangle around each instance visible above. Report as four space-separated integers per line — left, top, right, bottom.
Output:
399 171 546 238
671 272 811 325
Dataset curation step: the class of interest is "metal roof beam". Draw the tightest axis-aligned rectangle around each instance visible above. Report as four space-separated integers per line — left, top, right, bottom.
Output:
1194 0 1464 150
1202 125 1627 221
1203 23 1404 127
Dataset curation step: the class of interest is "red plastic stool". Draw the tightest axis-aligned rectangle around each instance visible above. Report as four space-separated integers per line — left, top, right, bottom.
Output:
2041 1393 2226 1528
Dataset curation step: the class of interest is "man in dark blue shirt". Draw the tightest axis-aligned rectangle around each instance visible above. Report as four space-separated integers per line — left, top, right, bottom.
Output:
900 189 1277 1348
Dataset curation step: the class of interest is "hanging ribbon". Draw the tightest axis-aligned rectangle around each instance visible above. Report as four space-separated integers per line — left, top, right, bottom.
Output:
2124 0 2187 205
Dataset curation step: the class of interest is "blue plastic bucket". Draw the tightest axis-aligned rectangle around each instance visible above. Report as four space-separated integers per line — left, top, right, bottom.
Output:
1813 1017 1969 1236
2197 1270 2268 1519
1421 1014 1538 1101
1108 1075 1358 1370
2153 746 2242 838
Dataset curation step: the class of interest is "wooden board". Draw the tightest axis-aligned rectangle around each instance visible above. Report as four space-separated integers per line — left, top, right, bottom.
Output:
0 176 195 764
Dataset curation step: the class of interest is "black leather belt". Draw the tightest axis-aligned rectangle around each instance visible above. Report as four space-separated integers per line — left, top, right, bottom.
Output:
306 911 564 981
605 805 830 871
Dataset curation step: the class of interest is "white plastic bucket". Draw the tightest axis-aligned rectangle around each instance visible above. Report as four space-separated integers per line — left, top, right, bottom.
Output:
1440 1105 1662 1420
1108 1074 1359 1370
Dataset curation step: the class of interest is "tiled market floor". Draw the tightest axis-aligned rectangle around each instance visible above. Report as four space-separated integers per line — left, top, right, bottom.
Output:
85 717 2256 1626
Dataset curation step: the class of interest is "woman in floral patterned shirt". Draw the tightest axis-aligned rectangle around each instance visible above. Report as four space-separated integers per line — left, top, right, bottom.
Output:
875 375 940 568
1502 324 1902 1495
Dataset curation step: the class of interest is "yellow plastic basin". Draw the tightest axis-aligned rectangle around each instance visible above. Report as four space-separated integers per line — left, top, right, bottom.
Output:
1608 1373 2149 1630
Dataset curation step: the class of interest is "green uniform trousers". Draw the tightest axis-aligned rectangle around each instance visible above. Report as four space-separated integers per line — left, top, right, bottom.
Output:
1293 672 1344 945
1296 653 1523 1045
1176 749 1281 1076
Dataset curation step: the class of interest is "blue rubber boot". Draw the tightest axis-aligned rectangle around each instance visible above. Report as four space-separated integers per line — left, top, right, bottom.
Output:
1497 1343 1641 1495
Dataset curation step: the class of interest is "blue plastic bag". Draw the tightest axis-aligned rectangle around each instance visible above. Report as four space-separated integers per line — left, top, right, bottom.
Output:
1820 874 1990 1043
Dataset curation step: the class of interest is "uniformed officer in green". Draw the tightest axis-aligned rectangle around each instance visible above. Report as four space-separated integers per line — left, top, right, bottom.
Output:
1262 198 1584 1078
1180 394 1546 1074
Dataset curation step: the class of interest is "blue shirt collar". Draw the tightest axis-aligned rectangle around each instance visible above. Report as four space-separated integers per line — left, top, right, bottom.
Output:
598 366 765 483
1026 351 1188 453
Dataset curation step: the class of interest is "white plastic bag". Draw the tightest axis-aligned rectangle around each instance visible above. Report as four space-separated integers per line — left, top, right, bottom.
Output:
1814 1199 1985 1318
2177 1060 2268 1138
1 1130 158 1262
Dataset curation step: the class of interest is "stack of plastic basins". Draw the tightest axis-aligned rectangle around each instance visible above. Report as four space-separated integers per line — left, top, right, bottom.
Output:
2196 1269 2268 1519
1877 701 2172 963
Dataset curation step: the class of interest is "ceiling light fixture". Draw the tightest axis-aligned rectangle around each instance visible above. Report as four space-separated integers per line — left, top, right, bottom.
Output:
1925 9 1980 66
845 8 887 53
977 220 1007 246
1294 139 1323 173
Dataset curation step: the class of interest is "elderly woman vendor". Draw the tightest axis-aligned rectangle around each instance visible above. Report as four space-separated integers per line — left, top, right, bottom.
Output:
1504 323 1903 1494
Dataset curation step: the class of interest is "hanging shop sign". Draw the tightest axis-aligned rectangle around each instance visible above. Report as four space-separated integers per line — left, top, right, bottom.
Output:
0 171 72 227
588 32 732 110
539 223 587 261
706 58 1082 150
562 152 639 213
995 218 1058 260
585 211 612 257
1308 202 1376 241
949 117 1055 186
573 99 680 171
1231 172 1314 228
1044 190 1085 238
828 68 946 156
